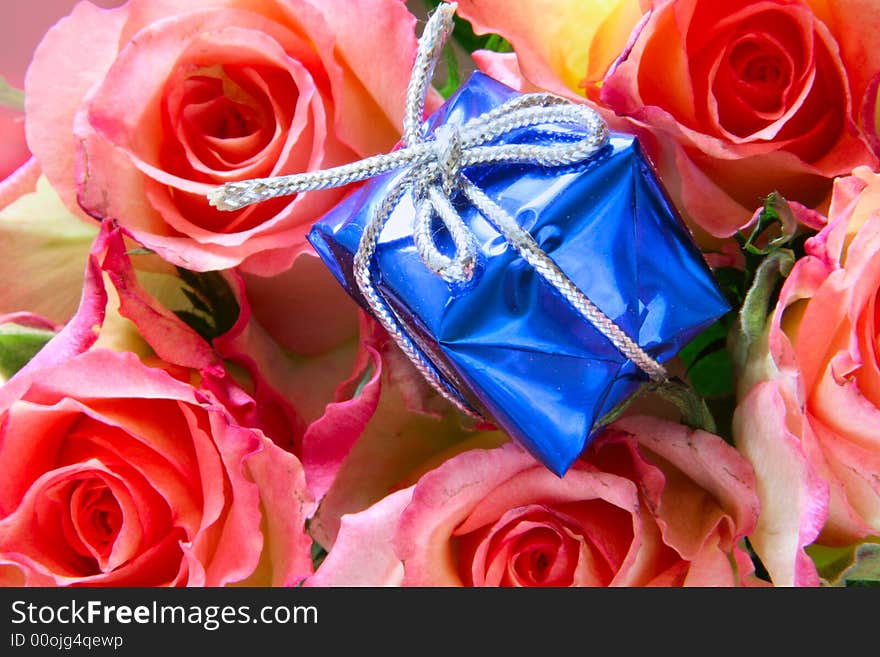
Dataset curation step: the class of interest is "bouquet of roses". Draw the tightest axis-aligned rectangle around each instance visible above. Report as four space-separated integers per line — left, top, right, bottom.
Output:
1 0 878 588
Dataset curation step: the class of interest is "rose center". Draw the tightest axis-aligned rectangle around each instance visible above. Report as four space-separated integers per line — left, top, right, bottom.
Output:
162 64 286 180
730 43 789 92
712 28 800 138
743 55 781 85
479 507 592 587
181 75 261 141
73 480 123 551
517 543 555 583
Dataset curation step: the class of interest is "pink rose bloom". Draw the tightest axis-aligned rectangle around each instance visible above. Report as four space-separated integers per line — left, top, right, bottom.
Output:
0 165 392 511
25 0 424 274
0 348 314 586
599 0 880 238
734 166 880 586
1 1 108 185
86 220 387 506
308 417 761 587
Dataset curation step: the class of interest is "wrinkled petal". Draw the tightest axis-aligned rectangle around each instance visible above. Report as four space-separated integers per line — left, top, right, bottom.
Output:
241 434 315 586
733 381 828 586
24 0 128 215
612 416 760 554
306 487 412 587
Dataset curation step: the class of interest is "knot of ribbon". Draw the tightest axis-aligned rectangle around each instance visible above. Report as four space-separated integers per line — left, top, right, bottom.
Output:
207 2 667 417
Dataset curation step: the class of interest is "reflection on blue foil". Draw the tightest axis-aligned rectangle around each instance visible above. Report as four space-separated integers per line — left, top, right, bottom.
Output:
308 72 730 476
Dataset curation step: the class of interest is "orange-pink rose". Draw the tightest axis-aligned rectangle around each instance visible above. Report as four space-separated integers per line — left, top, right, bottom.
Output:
308 417 761 587
733 166 880 586
599 0 880 238
0 348 313 586
460 0 880 240
25 0 424 274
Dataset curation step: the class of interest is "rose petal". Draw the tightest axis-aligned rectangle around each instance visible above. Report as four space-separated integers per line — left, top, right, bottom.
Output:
0 176 97 323
305 486 412 587
241 251 359 356
0 155 39 211
732 380 828 586
612 416 760 555
301 0 426 154
99 225 219 370
457 0 642 98
396 443 643 586
240 434 314 586
24 1 128 215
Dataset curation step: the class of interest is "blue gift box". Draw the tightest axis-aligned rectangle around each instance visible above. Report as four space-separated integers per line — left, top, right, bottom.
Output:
307 72 730 476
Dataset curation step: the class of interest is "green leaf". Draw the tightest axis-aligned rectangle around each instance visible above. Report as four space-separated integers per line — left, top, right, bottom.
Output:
482 34 513 53
740 192 798 257
310 541 328 571
809 541 880 587
686 350 734 399
594 377 717 436
173 310 218 343
0 75 24 111
436 44 462 99
125 247 156 256
594 381 653 429
678 319 735 398
729 248 795 377
352 361 374 398
0 323 56 380
173 268 240 341
181 287 213 316
840 543 880 586
652 377 717 435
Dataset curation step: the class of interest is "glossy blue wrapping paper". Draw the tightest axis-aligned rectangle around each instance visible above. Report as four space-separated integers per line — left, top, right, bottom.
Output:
307 72 730 476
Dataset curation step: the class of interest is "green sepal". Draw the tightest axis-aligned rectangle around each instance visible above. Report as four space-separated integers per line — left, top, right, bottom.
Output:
809 540 880 587
0 323 57 380
595 377 717 436
0 75 24 111
729 248 795 378
173 268 240 342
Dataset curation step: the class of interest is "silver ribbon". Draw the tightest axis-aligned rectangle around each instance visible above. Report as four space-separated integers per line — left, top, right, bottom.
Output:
207 2 667 417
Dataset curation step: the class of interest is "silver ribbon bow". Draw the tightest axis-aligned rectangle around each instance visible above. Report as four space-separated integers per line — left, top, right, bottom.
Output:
207 2 667 417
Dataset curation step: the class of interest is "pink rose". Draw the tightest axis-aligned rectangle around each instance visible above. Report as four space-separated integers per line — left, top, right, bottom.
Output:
0 348 313 586
308 417 761 587
25 0 425 274
87 220 385 505
733 166 880 586
599 0 880 238
460 0 880 240
0 167 392 511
